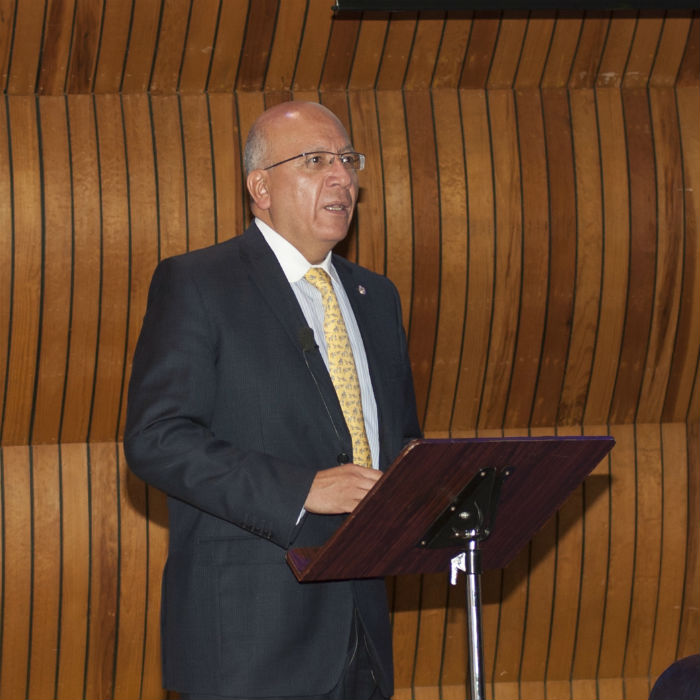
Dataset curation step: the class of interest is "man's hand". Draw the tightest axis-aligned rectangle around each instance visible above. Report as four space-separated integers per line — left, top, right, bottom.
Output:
304 463 382 514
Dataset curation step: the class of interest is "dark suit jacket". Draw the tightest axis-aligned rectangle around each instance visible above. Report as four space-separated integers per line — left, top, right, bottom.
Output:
124 223 421 697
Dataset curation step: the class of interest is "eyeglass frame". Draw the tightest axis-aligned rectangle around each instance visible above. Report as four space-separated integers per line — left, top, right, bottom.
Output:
262 150 366 171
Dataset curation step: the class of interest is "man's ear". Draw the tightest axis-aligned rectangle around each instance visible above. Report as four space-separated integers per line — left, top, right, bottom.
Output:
246 170 271 210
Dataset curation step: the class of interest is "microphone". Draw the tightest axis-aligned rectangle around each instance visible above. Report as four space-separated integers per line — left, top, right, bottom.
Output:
299 326 317 353
298 326 349 464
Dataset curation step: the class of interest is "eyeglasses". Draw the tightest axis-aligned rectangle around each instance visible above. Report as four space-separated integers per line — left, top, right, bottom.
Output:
263 151 366 172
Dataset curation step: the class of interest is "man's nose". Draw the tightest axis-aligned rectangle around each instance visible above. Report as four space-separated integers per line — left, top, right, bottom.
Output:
326 157 353 185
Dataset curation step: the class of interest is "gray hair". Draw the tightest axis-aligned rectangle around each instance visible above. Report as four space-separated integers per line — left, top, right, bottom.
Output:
243 121 268 174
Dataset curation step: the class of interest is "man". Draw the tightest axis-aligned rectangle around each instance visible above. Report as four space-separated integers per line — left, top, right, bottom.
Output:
124 101 421 700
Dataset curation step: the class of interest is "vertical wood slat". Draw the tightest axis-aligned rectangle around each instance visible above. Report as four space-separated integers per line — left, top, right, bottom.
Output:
450 89 494 434
31 97 72 444
27 444 61 700
347 90 385 274
637 87 684 423
421 89 468 437
151 95 187 259
56 442 90 700
404 90 440 426
89 94 130 441
263 0 306 92
402 12 445 91
0 97 13 439
558 88 603 426
0 446 32 700
5 1 44 94
583 88 629 425
374 13 416 92
609 88 657 424
459 13 501 90
431 13 472 89
206 0 248 93
65 0 103 93
346 11 389 90
148 0 189 94
119 0 163 95
177 0 219 94
663 86 700 423
503 89 548 428
290 0 332 92
541 14 583 88
376 90 413 329
532 87 577 427
486 16 527 89
478 88 521 429
1 97 41 446
679 420 700 657
319 12 361 91
92 0 133 94
36 0 76 96
649 423 688 677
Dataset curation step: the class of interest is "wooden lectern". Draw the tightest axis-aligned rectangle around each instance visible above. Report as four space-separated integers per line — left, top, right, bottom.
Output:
287 436 615 700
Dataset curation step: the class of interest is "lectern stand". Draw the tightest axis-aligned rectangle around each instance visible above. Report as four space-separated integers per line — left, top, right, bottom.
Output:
286 436 615 700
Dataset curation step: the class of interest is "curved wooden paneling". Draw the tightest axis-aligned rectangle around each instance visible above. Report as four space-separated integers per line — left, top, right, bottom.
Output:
0 4 696 95
4 426 693 699
0 3 698 700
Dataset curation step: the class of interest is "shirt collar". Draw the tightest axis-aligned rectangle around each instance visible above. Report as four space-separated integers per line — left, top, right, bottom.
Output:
255 217 334 284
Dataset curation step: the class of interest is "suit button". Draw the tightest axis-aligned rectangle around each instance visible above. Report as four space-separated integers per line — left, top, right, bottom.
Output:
337 453 350 464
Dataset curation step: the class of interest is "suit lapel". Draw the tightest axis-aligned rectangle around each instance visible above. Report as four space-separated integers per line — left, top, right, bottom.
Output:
238 223 310 349
240 225 351 453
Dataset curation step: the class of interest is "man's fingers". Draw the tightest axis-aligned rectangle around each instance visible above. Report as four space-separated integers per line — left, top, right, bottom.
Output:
303 463 382 514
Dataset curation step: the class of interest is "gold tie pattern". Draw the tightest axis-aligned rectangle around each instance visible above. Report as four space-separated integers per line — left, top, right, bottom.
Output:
304 267 372 468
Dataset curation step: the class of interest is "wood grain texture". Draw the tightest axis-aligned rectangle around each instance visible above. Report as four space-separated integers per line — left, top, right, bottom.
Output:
0 5 697 700
0 6 696 95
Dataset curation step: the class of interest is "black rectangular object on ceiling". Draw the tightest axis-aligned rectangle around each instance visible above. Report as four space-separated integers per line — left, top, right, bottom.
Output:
333 1 697 10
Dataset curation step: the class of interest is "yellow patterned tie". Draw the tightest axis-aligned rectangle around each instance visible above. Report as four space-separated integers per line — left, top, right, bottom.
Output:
304 267 372 468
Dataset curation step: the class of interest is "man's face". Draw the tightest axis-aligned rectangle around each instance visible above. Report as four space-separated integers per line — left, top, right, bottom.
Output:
249 106 360 264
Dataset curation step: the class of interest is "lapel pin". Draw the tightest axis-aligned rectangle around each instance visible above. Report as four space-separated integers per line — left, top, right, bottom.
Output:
357 285 367 295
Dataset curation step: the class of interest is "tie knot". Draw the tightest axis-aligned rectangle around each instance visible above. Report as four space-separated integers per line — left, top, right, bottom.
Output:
305 267 333 293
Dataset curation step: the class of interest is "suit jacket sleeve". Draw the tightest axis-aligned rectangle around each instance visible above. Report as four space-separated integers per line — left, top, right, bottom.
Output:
124 254 315 549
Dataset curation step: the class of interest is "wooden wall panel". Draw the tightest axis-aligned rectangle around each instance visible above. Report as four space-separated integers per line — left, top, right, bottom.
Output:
56 442 90 699
0 5 696 95
422 89 467 437
31 97 72 444
532 88 577 427
0 99 13 441
558 89 603 425
90 95 131 441
1 97 41 446
609 88 657 424
206 0 247 93
119 0 162 94
376 90 412 329
478 89 521 429
450 89 494 434
404 90 440 425
504 89 548 428
0 6 697 699
347 90 385 272
663 86 700 422
584 88 628 424
92 0 133 94
0 445 32 699
61 95 101 443
0 442 170 700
